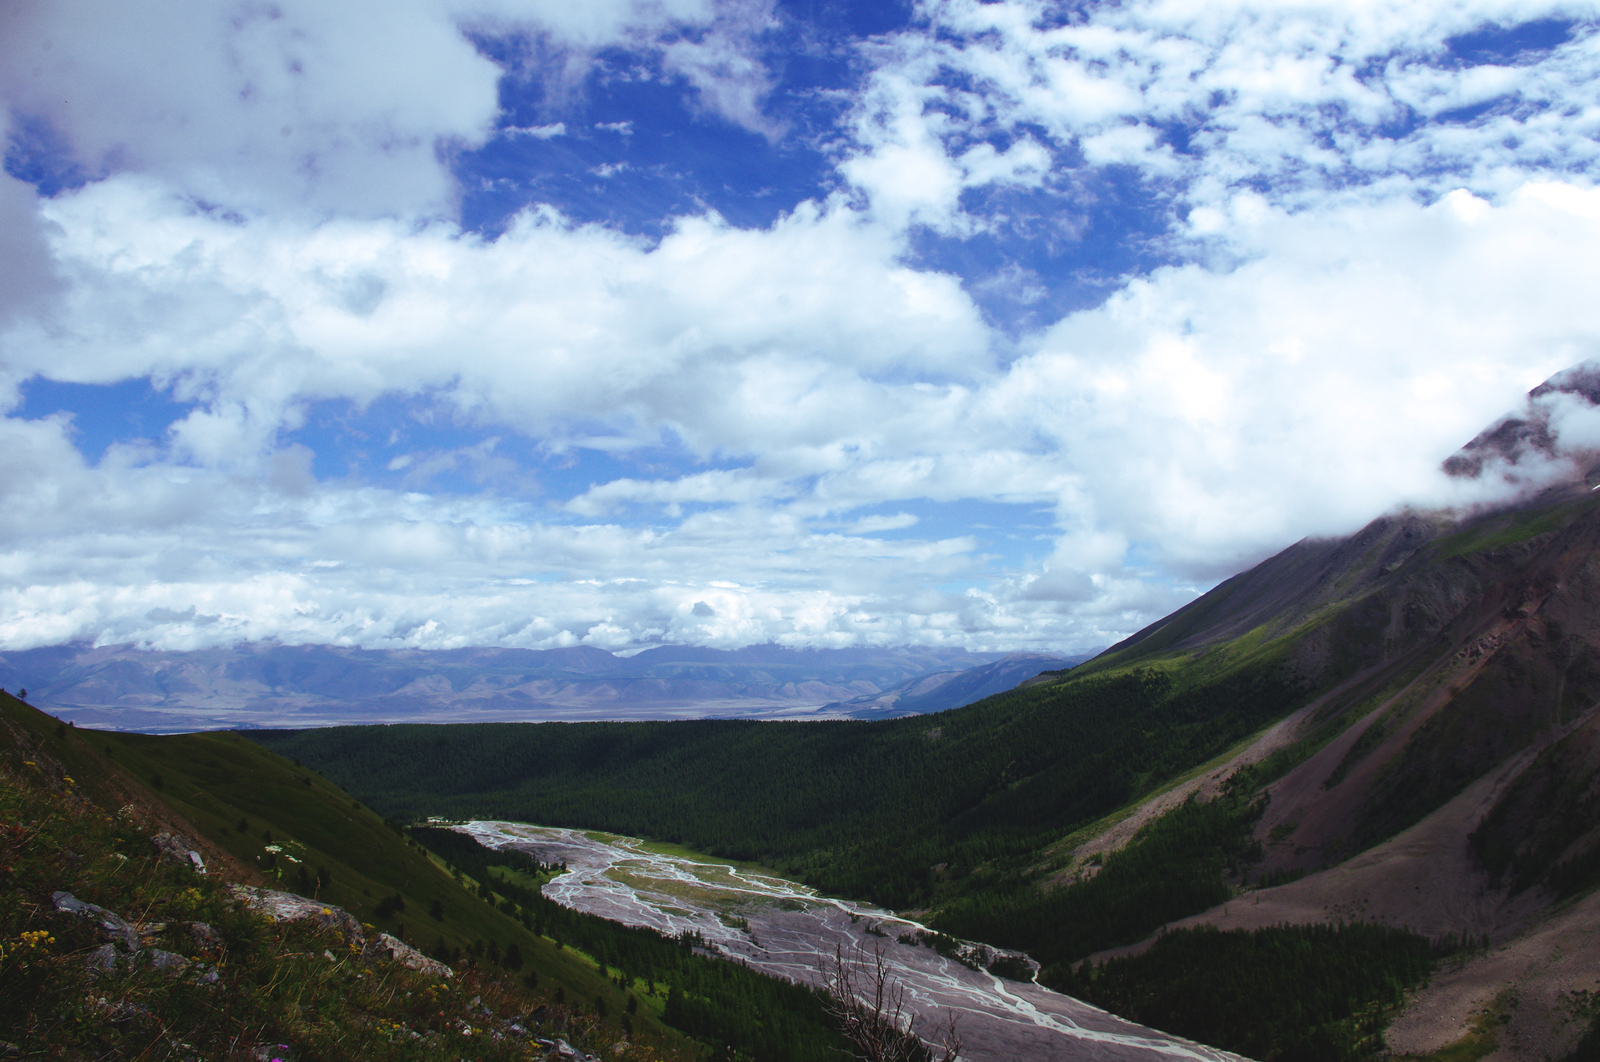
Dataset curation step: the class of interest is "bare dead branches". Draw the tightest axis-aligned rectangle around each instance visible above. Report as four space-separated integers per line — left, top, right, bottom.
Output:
822 941 962 1062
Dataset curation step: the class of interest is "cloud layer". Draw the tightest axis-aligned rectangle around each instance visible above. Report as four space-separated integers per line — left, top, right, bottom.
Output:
1 0 1597 654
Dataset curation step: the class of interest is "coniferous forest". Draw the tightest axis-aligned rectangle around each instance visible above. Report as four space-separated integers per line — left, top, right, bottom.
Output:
1053 922 1444 1062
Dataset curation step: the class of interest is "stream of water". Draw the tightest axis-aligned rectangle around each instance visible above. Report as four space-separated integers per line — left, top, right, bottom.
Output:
459 820 1248 1062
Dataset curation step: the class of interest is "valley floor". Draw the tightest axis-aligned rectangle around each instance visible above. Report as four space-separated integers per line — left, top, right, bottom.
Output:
463 821 1250 1062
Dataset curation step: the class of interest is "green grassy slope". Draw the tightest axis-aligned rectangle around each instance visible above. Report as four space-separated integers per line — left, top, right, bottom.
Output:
1 749 594 1061
4 690 862 1061
0 691 682 1055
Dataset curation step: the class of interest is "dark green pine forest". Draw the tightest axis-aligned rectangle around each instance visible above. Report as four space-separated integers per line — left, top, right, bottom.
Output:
1055 922 1452 1062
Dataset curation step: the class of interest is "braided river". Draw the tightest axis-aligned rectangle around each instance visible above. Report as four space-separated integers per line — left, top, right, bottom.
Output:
458 821 1247 1062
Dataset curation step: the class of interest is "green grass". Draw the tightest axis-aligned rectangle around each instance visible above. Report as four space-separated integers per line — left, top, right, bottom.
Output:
1430 497 1594 561
1033 722 1280 876
96 729 641 1018
0 736 668 1060
0 692 686 1056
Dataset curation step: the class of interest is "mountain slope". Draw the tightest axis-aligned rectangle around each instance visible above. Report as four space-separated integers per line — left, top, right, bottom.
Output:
262 364 1600 1061
1036 370 1600 1061
1 690 865 1060
0 691 645 1016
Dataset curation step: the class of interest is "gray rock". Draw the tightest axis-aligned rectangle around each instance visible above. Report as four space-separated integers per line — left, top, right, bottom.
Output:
151 832 207 874
105 1001 151 1029
229 887 365 945
361 933 453 978
183 921 222 948
84 943 122 974
51 890 139 952
143 948 191 974
50 889 101 917
250 1045 295 1062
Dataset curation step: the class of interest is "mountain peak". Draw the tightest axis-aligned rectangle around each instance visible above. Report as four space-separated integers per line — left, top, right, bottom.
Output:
1443 360 1600 485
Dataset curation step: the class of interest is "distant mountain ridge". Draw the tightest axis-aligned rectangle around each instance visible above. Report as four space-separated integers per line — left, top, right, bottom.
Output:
0 641 1047 732
823 651 1092 718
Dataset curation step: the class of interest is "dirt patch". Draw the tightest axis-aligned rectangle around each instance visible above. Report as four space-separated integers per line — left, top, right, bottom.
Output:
1047 698 1321 886
1081 714 1600 1062
1386 891 1600 1062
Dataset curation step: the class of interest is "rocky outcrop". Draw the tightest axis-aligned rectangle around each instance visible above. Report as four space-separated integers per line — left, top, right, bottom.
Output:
63 877 452 983
51 889 139 951
229 886 453 979
229 886 366 941
51 890 217 983
361 932 453 978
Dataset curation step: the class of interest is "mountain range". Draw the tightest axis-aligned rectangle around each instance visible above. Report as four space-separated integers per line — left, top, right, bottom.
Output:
0 641 1077 732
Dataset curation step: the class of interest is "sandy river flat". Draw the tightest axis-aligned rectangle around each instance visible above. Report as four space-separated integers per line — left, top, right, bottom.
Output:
460 820 1249 1062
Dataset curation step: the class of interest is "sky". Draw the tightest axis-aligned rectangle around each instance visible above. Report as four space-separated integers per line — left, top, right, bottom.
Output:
2 0 1599 656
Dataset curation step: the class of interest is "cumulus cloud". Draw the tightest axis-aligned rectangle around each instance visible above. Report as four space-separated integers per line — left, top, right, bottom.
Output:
842 0 1600 223
1 0 1598 656
0 0 784 219
0 0 502 217
3 181 990 463
1009 182 1600 576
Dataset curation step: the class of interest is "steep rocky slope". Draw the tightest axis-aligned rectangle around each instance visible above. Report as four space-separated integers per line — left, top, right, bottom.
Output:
1058 366 1600 1061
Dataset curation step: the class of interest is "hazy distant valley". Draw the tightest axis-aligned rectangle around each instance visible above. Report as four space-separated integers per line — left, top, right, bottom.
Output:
0 642 1084 732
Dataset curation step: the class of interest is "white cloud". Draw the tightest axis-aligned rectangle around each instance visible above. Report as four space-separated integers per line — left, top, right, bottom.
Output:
507 122 568 138
658 0 786 137
1007 182 1600 575
847 513 920 534
5 173 1599 650
0 0 783 221
0 141 58 335
0 0 502 218
2 0 1599 657
841 0 1600 224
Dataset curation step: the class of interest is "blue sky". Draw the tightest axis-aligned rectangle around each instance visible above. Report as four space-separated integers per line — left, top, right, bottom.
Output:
1 0 1599 654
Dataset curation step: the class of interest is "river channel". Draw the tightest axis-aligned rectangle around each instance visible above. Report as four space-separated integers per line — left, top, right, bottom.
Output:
458 821 1246 1062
